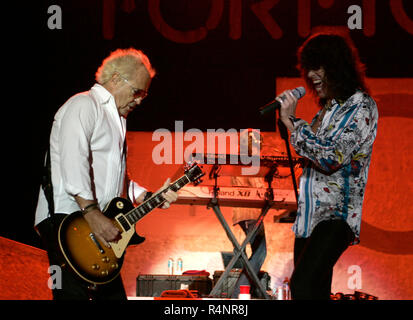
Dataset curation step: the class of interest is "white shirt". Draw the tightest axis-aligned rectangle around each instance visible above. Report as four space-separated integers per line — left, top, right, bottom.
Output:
35 84 146 226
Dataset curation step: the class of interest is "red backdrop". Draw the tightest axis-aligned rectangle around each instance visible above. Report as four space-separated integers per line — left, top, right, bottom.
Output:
1 78 412 300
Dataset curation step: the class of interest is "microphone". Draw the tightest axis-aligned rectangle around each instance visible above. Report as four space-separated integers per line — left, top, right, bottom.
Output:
259 87 306 116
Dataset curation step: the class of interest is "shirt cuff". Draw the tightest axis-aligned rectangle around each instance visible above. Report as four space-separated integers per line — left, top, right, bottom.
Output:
289 116 307 129
65 183 95 202
128 181 147 205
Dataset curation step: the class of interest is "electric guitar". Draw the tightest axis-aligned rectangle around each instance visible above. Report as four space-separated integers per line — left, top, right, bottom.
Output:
57 163 204 285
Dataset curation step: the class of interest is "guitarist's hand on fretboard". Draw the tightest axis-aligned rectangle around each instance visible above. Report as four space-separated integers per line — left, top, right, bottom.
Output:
154 178 179 209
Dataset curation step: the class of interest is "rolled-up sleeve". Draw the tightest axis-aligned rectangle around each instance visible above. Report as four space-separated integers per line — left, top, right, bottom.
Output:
128 180 147 204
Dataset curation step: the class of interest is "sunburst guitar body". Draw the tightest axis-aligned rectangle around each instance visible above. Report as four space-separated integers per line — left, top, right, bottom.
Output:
57 163 204 285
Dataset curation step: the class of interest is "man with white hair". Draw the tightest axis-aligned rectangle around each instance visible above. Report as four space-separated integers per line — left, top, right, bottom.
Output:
35 48 178 300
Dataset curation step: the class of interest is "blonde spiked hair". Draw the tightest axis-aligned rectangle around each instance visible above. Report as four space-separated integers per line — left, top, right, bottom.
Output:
95 48 156 84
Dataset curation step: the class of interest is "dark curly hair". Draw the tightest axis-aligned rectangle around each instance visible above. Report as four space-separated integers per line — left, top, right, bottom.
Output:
297 32 369 106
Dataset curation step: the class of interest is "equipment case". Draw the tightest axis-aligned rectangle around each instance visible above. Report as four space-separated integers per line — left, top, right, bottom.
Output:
136 274 213 297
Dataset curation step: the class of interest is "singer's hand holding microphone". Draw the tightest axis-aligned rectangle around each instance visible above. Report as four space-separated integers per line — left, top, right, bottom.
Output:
259 86 306 132
278 89 299 131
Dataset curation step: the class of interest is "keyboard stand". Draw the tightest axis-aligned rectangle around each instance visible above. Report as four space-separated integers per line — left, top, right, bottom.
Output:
208 165 276 299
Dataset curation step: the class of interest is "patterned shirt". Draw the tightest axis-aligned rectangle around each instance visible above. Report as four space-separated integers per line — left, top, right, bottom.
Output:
290 91 378 244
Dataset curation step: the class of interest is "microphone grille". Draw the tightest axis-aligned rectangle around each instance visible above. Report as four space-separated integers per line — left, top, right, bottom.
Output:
293 86 306 99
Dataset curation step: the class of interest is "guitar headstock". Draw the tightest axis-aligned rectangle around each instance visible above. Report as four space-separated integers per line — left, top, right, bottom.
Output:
184 162 205 186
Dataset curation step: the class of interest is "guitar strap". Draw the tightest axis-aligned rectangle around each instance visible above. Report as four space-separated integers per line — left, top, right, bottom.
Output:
41 147 55 220
123 137 130 200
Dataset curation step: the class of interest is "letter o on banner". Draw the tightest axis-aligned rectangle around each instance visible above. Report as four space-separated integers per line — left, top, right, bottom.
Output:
148 0 224 43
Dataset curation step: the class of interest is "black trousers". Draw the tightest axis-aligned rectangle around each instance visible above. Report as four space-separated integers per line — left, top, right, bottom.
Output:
290 219 355 300
36 214 127 300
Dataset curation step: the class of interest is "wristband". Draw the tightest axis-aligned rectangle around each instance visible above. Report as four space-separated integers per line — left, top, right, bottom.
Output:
80 202 99 215
288 115 299 123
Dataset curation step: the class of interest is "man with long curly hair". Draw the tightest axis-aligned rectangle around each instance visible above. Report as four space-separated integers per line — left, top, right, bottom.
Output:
278 32 378 299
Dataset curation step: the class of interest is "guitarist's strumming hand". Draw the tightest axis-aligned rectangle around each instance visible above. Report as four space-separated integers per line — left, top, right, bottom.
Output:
155 178 179 209
75 196 121 248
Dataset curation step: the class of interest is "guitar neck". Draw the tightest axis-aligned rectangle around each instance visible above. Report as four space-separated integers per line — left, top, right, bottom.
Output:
124 175 190 226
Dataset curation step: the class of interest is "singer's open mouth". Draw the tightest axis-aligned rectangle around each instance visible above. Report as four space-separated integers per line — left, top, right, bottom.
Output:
313 80 323 90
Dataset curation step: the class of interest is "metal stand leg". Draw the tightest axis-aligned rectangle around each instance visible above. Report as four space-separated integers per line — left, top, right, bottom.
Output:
208 201 271 299
208 170 272 299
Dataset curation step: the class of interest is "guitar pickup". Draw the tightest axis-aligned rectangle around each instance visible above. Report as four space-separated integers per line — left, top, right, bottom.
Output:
116 215 131 232
89 233 105 254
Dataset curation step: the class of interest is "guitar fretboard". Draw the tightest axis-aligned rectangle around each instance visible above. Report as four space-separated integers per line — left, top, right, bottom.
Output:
124 175 190 226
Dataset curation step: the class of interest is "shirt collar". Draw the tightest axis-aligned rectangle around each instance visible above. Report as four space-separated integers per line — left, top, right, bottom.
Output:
331 90 362 108
91 83 114 105
331 98 346 107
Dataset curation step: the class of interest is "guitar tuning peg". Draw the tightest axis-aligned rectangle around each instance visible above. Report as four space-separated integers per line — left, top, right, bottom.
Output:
184 161 194 171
